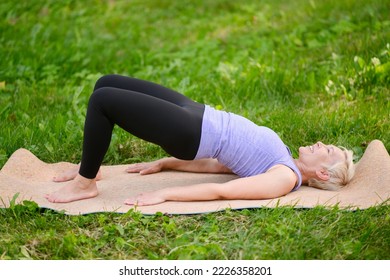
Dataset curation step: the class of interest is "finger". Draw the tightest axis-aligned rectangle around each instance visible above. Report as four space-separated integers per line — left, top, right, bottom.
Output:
124 198 137 205
139 166 159 175
125 198 146 206
139 168 152 175
126 165 144 173
126 168 139 173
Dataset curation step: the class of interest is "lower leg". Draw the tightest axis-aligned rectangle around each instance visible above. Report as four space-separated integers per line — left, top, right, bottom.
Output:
47 91 115 203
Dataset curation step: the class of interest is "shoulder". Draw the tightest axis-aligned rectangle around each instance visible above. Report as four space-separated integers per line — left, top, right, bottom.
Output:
267 164 297 190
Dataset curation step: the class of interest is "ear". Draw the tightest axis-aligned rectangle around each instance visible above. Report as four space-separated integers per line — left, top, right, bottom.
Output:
315 168 330 181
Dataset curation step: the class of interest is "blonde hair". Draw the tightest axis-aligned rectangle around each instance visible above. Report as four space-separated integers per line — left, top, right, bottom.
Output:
308 148 355 191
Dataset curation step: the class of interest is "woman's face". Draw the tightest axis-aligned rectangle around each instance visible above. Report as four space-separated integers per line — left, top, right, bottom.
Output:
298 142 345 170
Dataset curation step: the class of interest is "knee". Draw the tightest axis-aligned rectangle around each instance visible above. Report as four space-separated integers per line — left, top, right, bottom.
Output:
88 87 110 108
93 74 118 91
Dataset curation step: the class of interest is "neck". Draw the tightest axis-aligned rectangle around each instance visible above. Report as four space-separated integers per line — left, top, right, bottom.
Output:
293 159 310 185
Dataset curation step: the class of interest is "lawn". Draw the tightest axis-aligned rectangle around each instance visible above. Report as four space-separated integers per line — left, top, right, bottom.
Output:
0 0 389 260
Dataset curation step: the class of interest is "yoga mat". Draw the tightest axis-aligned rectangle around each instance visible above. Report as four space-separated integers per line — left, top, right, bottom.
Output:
0 140 389 215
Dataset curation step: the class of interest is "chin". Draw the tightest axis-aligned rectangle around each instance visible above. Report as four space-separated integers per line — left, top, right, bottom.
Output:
299 146 312 155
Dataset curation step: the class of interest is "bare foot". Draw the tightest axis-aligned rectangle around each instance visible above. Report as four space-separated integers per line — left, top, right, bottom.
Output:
124 191 166 206
53 165 102 182
45 174 98 203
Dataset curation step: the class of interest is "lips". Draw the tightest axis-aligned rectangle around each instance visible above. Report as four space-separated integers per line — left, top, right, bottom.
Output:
309 145 314 152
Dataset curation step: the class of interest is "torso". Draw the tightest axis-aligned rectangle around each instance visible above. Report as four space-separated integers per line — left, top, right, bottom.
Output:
195 105 302 190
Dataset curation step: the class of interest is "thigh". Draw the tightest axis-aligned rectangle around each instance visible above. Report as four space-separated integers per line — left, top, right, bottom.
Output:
93 74 199 108
90 87 204 159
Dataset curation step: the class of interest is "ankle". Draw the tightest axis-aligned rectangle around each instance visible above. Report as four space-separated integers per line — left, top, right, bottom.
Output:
74 174 96 189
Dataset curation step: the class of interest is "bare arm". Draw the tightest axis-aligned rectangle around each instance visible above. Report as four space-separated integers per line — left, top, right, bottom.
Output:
124 165 297 206
126 157 232 175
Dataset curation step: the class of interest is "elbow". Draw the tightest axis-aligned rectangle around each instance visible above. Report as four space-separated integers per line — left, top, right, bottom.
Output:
212 184 233 200
214 185 244 200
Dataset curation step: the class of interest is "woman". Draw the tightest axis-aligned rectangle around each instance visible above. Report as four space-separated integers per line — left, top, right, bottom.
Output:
45 75 355 205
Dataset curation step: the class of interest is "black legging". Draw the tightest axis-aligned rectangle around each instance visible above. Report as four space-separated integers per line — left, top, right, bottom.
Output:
79 75 205 179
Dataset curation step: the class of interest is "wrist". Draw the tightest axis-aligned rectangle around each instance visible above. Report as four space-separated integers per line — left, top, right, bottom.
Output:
159 157 177 170
158 187 174 201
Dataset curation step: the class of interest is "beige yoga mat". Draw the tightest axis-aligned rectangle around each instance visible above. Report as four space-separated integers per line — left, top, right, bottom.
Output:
0 140 389 215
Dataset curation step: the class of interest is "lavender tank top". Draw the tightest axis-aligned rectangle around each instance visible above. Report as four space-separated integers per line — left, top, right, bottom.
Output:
195 105 302 191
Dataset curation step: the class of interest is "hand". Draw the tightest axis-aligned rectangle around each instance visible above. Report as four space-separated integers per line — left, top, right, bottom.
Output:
124 191 166 206
126 160 163 175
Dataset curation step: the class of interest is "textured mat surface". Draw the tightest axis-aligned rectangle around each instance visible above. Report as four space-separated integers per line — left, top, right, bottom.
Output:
0 140 389 215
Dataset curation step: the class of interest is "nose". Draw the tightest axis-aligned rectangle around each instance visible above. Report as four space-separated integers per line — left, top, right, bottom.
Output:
317 141 324 147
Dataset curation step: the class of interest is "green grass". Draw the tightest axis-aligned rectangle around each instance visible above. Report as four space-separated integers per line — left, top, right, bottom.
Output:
1 201 389 260
0 0 389 259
